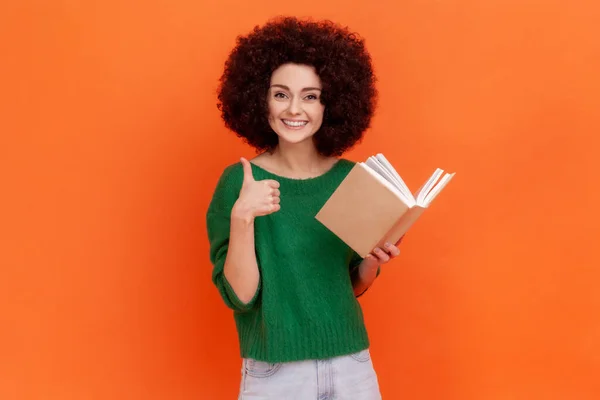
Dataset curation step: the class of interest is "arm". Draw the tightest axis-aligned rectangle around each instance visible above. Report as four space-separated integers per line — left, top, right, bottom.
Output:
221 206 261 305
351 242 401 297
351 256 380 297
207 157 280 312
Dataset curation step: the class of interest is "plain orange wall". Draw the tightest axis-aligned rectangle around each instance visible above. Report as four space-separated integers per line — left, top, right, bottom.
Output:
1 0 599 399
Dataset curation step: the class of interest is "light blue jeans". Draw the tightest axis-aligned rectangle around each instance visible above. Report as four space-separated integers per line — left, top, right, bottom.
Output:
238 349 382 400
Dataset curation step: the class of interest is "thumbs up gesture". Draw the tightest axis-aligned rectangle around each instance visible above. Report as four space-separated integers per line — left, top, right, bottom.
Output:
233 157 281 220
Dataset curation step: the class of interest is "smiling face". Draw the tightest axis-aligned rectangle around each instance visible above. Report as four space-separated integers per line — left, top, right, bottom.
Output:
267 63 325 147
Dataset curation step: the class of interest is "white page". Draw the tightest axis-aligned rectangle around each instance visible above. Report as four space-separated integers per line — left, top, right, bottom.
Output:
360 163 415 207
368 154 414 202
369 156 405 191
365 157 414 203
416 168 445 206
423 172 455 206
364 157 397 187
375 153 412 195
362 153 454 209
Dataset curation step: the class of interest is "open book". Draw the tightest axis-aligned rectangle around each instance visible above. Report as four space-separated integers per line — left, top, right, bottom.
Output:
315 154 455 257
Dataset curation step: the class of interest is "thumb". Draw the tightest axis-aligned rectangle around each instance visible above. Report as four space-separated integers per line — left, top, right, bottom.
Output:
240 157 255 183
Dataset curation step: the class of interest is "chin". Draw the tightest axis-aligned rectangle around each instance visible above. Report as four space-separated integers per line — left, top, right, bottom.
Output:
272 124 317 145
275 131 315 145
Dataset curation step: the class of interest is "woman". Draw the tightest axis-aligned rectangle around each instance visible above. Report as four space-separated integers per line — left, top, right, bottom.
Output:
207 16 400 399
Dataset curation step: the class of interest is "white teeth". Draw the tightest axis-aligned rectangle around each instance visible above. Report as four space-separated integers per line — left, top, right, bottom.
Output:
283 120 308 127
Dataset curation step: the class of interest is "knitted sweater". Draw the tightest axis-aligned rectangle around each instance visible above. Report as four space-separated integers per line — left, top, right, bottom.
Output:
206 158 371 363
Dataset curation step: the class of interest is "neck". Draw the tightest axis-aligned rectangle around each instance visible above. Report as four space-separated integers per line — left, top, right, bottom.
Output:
272 139 332 174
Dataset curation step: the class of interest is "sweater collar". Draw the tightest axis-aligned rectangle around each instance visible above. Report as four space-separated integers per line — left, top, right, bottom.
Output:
249 158 353 194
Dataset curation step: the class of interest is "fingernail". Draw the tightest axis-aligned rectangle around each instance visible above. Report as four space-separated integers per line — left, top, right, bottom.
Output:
385 242 391 248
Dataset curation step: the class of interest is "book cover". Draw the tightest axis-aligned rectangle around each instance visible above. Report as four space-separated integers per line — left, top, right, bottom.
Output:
315 154 455 257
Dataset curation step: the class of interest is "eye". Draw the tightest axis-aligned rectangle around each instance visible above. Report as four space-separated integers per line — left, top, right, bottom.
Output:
274 92 287 99
305 94 319 100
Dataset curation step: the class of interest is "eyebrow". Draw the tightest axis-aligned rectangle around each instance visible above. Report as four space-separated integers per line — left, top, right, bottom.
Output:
270 84 322 92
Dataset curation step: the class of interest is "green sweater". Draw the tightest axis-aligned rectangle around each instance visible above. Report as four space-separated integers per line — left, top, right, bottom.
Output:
206 158 372 363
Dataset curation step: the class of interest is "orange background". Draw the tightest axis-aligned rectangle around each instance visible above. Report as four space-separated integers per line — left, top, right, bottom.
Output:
1 0 599 399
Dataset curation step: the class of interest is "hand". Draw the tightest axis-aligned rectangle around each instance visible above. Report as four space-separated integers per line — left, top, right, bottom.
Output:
361 242 401 272
232 157 281 220
371 242 401 264
352 242 401 295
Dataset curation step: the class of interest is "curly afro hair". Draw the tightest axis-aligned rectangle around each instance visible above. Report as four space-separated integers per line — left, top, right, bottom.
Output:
216 16 378 157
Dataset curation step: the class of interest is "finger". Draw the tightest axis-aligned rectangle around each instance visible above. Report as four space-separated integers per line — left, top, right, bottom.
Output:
384 242 401 257
270 188 280 197
373 247 390 263
264 203 280 213
271 196 280 204
264 179 280 189
258 203 279 215
240 157 255 184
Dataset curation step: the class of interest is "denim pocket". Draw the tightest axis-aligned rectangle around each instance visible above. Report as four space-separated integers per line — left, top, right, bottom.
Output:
244 358 282 378
349 348 371 363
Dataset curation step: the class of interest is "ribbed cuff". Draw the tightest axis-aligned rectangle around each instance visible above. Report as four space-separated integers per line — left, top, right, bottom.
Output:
221 275 261 312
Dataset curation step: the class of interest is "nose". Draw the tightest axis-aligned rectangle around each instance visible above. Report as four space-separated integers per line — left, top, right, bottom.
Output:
287 97 301 115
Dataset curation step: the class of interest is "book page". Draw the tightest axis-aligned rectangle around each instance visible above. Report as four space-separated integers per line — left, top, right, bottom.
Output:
363 153 455 209
359 163 416 207
415 168 444 206
365 157 400 188
367 156 408 193
375 154 411 194
365 155 414 204
364 157 394 184
423 172 455 206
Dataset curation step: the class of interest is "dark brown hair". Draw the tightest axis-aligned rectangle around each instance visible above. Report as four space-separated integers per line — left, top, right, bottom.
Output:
217 16 377 156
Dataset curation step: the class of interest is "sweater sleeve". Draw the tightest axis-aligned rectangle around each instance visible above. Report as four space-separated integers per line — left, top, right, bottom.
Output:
206 164 261 312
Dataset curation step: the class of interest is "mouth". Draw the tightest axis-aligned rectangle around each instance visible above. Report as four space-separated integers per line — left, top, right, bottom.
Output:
282 119 308 128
